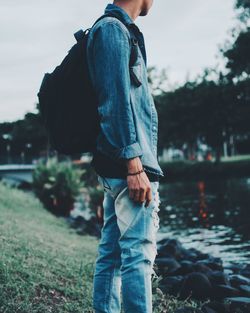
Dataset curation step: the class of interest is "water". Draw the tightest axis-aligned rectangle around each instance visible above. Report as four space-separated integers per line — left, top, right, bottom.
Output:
157 177 250 266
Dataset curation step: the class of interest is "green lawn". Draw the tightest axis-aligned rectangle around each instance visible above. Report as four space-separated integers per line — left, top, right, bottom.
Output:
0 182 199 313
0 182 98 313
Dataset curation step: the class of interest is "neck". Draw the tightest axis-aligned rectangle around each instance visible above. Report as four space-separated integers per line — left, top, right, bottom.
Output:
113 0 142 21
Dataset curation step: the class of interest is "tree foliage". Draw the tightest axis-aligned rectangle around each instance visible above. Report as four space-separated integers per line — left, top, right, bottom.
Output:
235 0 250 22
224 29 250 80
1 0 250 160
155 0 250 157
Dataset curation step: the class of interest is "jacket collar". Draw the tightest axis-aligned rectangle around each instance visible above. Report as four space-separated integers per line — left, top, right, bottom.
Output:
104 3 134 26
104 3 147 66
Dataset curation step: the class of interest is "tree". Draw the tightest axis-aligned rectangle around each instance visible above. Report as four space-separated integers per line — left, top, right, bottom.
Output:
235 0 250 23
224 29 250 80
223 0 250 80
155 76 237 161
10 111 47 156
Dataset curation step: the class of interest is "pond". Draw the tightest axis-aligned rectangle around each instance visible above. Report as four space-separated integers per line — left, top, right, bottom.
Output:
157 177 250 266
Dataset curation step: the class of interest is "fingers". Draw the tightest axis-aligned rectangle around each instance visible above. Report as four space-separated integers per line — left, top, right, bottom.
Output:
134 189 140 202
145 188 152 207
127 174 152 206
131 186 152 207
139 187 147 203
129 187 135 200
128 187 144 201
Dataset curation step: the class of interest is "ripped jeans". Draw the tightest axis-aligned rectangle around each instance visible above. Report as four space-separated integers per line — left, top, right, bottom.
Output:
92 175 161 313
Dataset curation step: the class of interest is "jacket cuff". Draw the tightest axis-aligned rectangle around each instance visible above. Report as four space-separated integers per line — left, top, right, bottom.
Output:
115 142 143 159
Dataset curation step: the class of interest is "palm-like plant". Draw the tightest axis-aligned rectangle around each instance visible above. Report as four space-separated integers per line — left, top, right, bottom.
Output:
32 156 85 216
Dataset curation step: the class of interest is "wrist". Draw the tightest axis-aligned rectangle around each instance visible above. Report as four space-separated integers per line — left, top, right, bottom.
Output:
126 157 143 171
127 168 144 176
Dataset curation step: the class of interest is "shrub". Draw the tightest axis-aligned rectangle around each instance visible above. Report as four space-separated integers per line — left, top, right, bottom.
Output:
32 156 85 216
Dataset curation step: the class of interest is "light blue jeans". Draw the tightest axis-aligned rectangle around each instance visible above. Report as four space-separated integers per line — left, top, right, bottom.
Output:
92 175 161 313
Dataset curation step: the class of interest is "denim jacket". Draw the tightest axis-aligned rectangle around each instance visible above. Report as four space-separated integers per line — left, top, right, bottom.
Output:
87 3 164 177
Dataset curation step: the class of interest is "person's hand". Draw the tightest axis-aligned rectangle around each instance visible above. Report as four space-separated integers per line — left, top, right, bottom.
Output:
126 157 152 207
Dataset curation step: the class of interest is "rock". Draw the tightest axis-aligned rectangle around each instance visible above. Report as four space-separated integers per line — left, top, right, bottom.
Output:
239 284 250 297
188 248 200 254
161 275 183 285
200 306 216 313
225 297 250 313
155 237 250 308
225 263 246 274
157 238 171 246
159 244 179 258
157 238 183 259
185 251 198 261
245 264 250 270
230 274 250 288
180 272 212 300
193 263 212 274
195 252 210 261
181 247 193 258
207 271 230 287
157 238 182 249
196 259 223 271
201 301 230 313
184 248 201 261
174 260 194 276
210 257 223 265
159 275 183 296
226 296 250 303
174 307 202 313
70 216 100 236
224 269 234 276
211 285 240 300
181 260 194 266
240 269 250 278
155 257 181 275
167 238 183 248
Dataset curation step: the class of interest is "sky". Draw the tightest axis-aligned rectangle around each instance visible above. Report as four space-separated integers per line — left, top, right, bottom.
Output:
0 0 236 123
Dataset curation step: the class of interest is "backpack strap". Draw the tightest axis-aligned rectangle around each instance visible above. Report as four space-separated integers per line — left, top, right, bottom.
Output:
91 12 142 87
74 30 85 42
127 29 142 87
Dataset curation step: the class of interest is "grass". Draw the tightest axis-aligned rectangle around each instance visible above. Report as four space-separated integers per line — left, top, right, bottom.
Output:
0 182 97 313
221 154 250 162
0 182 199 313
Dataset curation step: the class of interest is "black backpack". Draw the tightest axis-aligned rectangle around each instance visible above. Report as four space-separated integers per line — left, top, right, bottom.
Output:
37 12 141 156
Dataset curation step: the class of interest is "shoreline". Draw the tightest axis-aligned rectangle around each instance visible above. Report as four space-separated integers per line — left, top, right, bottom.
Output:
159 159 250 182
1 181 249 313
155 237 250 312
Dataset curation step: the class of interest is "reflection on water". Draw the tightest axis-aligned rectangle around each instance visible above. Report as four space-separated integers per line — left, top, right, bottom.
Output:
157 177 250 265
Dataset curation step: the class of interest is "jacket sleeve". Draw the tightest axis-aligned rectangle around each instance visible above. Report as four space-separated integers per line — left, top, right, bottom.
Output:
88 20 143 160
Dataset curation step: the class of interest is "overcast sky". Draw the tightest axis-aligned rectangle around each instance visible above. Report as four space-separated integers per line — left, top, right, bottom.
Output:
0 0 236 123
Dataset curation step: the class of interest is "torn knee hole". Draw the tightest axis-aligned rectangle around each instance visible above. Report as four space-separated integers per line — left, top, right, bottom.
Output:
140 238 153 244
151 211 160 229
144 258 152 265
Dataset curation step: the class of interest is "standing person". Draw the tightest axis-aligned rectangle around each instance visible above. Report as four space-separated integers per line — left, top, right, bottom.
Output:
87 1 164 312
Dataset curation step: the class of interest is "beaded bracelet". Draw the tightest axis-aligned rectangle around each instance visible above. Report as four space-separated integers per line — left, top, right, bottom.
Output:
127 168 144 176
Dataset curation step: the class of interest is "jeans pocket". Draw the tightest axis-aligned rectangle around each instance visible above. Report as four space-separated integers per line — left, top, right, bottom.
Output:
102 177 112 190
98 176 127 198
114 186 143 238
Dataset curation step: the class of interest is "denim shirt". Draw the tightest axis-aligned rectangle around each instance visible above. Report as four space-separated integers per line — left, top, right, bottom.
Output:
87 3 164 177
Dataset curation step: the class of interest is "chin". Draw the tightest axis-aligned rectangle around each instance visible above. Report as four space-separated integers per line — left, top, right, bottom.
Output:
139 10 149 16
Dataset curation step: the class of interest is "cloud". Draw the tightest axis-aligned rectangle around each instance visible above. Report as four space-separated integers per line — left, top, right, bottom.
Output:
0 0 235 122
